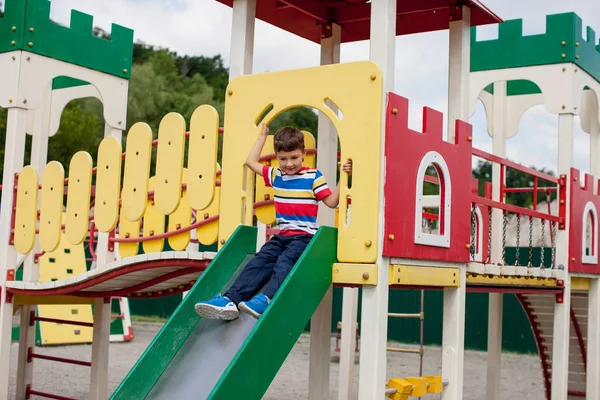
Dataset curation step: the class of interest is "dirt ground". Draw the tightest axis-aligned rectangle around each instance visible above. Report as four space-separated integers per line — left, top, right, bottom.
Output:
8 322 545 399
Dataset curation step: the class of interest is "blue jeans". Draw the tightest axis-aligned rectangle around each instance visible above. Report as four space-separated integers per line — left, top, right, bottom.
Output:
224 234 313 304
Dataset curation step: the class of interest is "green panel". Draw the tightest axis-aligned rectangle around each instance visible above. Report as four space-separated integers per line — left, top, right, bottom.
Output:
110 225 257 400
483 80 543 97
209 227 337 399
471 12 600 84
52 76 90 90
0 0 133 78
110 299 124 336
0 0 26 54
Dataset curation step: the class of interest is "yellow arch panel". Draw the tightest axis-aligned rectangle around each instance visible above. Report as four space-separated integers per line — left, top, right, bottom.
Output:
121 123 152 222
118 216 140 258
187 105 219 211
303 131 316 168
196 185 220 246
65 152 93 246
39 161 64 253
255 136 276 225
142 177 165 254
219 61 383 262
95 136 122 232
167 169 191 251
154 113 185 216
14 166 39 254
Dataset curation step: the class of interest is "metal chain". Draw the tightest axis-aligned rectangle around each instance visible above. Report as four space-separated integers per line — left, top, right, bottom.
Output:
528 216 534 267
470 206 477 261
514 214 521 266
540 219 546 269
551 221 557 269
486 208 492 264
502 212 507 265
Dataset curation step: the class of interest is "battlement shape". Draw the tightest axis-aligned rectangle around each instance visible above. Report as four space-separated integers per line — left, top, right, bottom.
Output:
569 168 600 274
471 12 600 85
0 0 133 79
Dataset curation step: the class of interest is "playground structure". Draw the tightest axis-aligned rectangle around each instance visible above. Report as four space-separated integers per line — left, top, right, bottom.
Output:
0 1 599 400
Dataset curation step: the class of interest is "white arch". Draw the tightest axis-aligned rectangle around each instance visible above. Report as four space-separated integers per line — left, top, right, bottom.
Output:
474 206 484 262
582 201 598 265
414 151 451 248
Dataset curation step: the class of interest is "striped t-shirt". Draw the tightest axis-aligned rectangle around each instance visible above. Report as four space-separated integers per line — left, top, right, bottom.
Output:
262 165 332 236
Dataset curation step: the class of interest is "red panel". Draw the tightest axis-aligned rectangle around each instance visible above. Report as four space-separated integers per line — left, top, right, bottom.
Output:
383 93 472 262
214 0 502 44
568 168 600 274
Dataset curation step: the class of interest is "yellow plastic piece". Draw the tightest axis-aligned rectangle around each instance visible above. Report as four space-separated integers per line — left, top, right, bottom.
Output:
572 277 590 291
196 185 220 246
422 376 443 393
385 377 413 400
14 166 39 254
95 136 122 232
332 263 378 286
65 151 93 245
154 112 185 215
37 228 93 345
39 161 64 253
118 216 140 258
219 61 382 262
168 169 192 251
187 105 219 211
389 265 460 287
466 274 557 287
121 122 152 222
302 130 316 168
404 377 428 397
254 135 277 225
142 177 165 254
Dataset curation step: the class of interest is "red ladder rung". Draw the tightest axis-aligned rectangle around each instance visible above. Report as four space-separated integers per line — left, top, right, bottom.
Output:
28 348 91 367
26 386 77 400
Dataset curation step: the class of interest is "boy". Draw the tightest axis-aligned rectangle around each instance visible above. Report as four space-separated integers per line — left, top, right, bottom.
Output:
194 123 352 320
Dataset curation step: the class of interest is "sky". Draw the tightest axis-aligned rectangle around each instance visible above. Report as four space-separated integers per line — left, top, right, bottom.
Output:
43 0 600 175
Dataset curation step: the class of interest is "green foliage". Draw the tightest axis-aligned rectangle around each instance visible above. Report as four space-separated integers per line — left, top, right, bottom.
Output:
269 107 319 137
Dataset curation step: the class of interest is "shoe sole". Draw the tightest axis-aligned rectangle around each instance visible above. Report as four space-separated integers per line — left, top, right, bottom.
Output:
194 303 239 321
238 302 262 319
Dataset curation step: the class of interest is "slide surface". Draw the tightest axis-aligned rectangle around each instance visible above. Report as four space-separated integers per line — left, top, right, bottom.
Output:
110 225 337 400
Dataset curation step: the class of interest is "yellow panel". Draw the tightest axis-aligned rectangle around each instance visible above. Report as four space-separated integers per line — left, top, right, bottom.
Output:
121 122 152 222
118 216 140 258
466 274 557 287
571 277 590 291
14 166 39 254
255 136 277 225
154 113 185 215
196 186 220 246
38 229 93 344
95 136 122 232
142 177 165 254
302 131 316 168
168 169 192 251
219 61 382 262
332 263 378 286
65 152 93 245
187 105 219 211
389 265 460 287
14 295 95 306
39 162 64 253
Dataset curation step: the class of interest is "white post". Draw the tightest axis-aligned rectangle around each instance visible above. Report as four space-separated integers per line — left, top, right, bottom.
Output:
307 23 341 400
89 298 111 400
447 6 471 142
358 1 395 399
551 114 574 400
486 81 506 400
16 90 51 400
228 0 255 80
586 110 600 400
0 107 28 399
337 287 358 400
89 124 122 399
442 7 470 399
587 278 600 400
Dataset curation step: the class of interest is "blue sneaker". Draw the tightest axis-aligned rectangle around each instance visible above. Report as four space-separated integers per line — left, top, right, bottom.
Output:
239 293 270 319
194 295 239 320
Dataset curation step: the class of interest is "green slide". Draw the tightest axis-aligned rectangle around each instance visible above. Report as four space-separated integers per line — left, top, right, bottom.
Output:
110 225 337 400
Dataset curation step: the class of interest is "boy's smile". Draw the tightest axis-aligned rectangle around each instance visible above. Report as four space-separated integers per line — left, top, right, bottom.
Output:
276 149 305 175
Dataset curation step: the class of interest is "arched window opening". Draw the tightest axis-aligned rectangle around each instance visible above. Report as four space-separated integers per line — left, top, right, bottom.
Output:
583 202 598 264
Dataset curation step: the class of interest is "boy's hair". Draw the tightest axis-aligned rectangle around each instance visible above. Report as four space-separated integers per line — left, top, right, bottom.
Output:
273 126 305 153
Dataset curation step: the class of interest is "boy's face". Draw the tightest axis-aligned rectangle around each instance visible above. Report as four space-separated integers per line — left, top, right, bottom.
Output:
276 148 305 175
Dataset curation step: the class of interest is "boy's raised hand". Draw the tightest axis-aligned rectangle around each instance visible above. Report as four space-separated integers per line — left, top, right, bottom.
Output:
340 159 353 176
260 123 269 137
